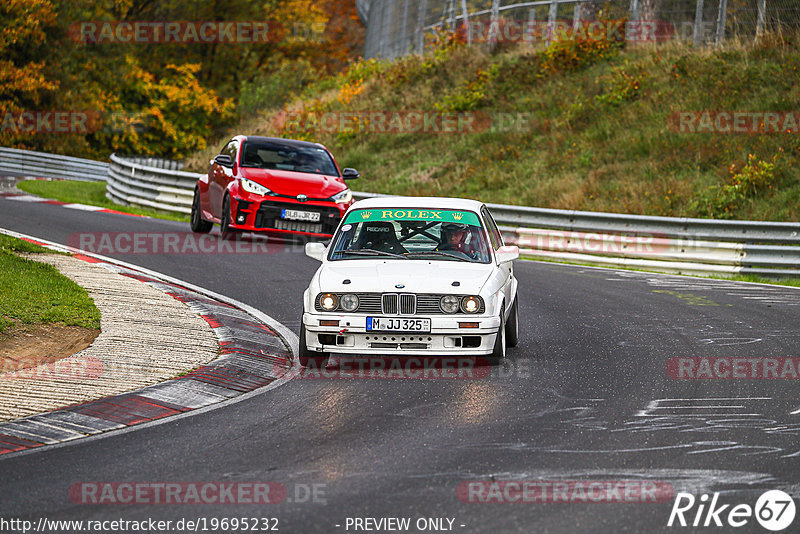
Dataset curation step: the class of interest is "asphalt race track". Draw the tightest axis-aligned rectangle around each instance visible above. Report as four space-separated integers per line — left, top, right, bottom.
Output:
1 196 799 533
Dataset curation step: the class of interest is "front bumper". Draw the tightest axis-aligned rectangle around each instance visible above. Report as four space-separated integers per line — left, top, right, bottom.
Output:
302 312 501 356
229 195 345 237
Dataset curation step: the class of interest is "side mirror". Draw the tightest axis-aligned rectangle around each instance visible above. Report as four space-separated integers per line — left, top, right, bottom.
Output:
495 245 519 264
214 154 233 167
342 168 359 180
305 241 326 261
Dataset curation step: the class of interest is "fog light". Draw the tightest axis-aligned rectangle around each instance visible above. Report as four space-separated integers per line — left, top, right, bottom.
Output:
237 214 246 223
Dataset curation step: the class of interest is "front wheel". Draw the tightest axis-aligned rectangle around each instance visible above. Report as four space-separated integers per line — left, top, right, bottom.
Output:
298 323 328 368
190 188 212 233
505 294 519 348
220 194 236 238
486 307 506 366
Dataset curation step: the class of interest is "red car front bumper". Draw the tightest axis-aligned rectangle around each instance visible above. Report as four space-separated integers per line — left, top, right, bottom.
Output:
227 194 347 238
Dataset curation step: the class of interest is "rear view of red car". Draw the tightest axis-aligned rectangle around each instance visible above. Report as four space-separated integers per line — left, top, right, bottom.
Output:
191 135 359 238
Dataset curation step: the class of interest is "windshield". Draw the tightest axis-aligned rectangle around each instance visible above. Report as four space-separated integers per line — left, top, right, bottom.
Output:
329 208 491 263
239 140 339 176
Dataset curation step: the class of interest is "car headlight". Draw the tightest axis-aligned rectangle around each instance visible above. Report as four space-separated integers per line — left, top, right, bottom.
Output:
319 293 338 311
330 189 352 204
240 178 272 196
440 295 460 314
340 294 359 312
460 296 481 314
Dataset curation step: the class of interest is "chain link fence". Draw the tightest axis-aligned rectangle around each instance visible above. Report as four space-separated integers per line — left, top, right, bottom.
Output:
357 0 800 59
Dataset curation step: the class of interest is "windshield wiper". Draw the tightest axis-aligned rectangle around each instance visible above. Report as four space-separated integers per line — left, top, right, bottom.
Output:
405 251 471 262
340 249 409 259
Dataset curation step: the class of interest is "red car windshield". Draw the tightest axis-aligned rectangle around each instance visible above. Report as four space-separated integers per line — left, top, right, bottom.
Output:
240 141 339 176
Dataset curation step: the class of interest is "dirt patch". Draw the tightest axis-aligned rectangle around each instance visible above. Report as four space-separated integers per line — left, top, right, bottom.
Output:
0 318 100 374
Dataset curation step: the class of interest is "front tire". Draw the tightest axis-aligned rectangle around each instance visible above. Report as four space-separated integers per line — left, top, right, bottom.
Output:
298 323 328 368
486 306 506 366
505 293 519 348
190 188 212 233
220 194 236 238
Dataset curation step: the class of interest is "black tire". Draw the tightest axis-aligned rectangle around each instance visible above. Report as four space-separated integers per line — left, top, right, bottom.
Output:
220 194 236 238
486 306 506 366
190 188 212 234
298 323 328 368
505 293 519 348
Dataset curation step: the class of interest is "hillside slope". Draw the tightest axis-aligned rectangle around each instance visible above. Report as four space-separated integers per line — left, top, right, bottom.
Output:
187 33 800 221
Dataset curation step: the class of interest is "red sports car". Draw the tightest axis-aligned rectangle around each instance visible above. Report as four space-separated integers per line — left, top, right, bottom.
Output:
190 135 359 238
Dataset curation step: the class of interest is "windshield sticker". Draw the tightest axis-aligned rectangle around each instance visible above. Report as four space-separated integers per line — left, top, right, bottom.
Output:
341 224 352 232
345 209 481 226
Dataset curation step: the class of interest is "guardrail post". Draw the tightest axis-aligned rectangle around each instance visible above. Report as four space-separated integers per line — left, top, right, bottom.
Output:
547 0 559 44
629 0 640 23
488 0 500 49
416 0 427 53
756 0 767 38
461 0 471 46
693 0 706 46
526 7 536 45
715 0 728 44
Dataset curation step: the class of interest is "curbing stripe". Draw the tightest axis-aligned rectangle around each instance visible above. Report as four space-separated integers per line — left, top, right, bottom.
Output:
0 227 298 459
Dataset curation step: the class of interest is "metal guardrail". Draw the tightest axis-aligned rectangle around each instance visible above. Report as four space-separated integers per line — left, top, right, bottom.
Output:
351 193 800 278
0 147 108 182
2 148 798 278
106 154 201 215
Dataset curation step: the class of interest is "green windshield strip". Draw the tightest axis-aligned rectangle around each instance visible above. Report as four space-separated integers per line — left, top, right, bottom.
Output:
345 209 481 226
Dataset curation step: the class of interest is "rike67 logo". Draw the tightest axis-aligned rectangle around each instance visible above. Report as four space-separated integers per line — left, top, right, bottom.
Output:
668 490 795 531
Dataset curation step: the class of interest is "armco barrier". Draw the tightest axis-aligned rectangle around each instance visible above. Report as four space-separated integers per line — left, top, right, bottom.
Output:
2 148 799 277
0 147 108 182
106 153 201 214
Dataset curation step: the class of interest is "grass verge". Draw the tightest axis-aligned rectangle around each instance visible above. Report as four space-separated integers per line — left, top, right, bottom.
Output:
0 234 101 334
17 180 189 222
188 31 800 222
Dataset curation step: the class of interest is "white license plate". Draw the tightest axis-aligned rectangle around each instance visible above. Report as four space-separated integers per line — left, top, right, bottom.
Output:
366 317 431 332
282 209 320 222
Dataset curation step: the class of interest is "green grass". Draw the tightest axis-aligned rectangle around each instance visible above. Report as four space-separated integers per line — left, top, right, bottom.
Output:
0 235 101 334
17 180 189 222
187 32 800 222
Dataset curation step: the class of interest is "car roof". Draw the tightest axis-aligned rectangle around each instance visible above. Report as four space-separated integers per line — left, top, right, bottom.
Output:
240 136 326 150
349 196 485 212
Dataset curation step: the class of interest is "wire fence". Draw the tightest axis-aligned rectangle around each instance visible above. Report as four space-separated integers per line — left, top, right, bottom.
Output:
358 0 800 59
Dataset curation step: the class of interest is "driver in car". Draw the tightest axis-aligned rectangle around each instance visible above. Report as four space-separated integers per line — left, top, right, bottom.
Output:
436 223 477 258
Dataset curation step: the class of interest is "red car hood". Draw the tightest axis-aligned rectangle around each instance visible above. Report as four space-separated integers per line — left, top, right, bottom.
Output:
240 168 345 198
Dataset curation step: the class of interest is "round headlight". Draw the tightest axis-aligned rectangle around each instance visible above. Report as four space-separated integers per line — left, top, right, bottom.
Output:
440 295 460 314
461 296 481 313
320 293 338 311
340 294 359 312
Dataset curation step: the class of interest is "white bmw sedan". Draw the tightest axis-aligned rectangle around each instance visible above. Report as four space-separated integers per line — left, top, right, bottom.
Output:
300 196 519 367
